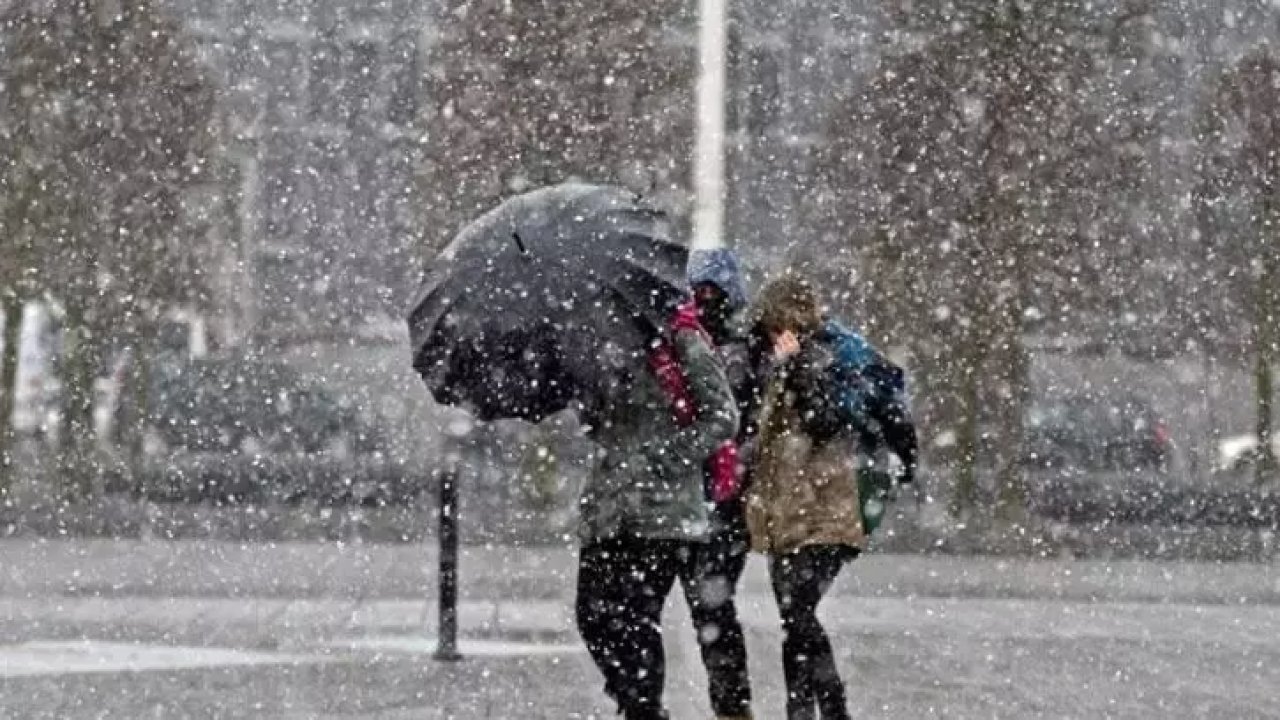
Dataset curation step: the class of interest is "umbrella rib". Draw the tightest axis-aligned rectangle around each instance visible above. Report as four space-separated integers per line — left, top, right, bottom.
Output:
408 183 695 422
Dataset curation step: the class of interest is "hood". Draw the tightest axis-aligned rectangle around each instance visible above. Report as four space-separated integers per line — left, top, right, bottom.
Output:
688 248 749 311
754 274 823 337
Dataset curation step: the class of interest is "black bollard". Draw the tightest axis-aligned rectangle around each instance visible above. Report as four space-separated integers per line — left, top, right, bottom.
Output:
434 468 462 661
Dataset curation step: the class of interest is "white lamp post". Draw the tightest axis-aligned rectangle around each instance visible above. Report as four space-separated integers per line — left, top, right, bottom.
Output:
692 0 727 251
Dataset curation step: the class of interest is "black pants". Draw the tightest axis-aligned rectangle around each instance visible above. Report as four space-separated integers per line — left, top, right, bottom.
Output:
770 545 856 720
677 512 751 716
576 536 691 720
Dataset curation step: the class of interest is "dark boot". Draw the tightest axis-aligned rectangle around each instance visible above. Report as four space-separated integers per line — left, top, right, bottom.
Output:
819 699 851 720
814 647 850 720
785 700 817 720
621 706 669 720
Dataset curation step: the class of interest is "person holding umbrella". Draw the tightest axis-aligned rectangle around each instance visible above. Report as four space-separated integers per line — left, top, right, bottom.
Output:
408 184 739 719
574 292 740 720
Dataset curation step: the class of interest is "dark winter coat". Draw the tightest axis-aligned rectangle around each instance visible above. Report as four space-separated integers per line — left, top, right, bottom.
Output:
688 248 756 444
578 327 739 543
688 248 755 540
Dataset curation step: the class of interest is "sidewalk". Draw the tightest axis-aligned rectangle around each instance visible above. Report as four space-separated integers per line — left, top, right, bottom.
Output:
0 595 572 643
3 539 1279 719
5 486 1279 560
2 538 1279 605
6 589 1280 649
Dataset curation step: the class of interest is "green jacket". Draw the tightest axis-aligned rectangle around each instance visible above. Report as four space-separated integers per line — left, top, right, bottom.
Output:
578 328 739 543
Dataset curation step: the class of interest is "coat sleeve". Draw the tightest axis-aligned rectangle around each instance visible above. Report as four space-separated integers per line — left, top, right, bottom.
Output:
786 342 849 443
670 327 740 464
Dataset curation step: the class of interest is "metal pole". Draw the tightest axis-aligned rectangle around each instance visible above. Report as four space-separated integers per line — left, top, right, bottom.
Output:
434 467 461 661
693 0 727 251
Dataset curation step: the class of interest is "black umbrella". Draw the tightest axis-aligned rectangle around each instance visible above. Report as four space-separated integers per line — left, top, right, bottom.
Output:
408 183 691 422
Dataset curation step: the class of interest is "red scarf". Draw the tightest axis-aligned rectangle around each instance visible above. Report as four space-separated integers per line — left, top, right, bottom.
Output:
647 300 741 503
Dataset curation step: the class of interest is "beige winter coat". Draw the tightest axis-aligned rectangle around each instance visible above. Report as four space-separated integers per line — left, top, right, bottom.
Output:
744 376 867 555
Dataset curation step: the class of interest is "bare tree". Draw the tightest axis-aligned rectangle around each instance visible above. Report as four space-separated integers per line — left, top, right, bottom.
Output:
416 0 697 257
0 47 61 494
1209 47 1280 483
1 0 220 495
852 1 1159 519
0 207 30 492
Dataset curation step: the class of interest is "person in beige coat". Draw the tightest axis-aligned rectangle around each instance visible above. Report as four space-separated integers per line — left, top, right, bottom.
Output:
743 276 870 720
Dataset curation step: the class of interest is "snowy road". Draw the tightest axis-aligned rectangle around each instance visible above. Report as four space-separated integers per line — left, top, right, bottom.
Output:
0 540 1277 718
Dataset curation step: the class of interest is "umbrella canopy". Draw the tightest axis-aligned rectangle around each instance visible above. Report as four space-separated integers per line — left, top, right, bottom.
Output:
408 183 691 422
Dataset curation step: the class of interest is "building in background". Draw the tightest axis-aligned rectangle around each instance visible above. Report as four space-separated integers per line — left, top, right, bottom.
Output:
131 0 1280 357
161 0 428 345
724 1 887 290
148 0 889 344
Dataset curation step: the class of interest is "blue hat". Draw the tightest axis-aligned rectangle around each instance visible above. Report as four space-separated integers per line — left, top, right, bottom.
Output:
688 248 749 311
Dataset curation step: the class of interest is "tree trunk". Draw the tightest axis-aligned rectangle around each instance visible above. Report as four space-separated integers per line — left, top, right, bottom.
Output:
995 263 1031 524
950 327 984 518
0 296 23 495
994 330 1029 524
123 342 152 497
1199 350 1215 483
1254 188 1278 484
950 219 997 519
58 303 98 499
1256 284 1276 485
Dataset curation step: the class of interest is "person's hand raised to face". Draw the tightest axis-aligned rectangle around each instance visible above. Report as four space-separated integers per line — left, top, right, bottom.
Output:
771 330 801 362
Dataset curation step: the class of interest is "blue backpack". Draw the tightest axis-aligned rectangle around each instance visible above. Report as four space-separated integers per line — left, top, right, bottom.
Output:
815 321 917 470
814 321 918 533
819 322 901 417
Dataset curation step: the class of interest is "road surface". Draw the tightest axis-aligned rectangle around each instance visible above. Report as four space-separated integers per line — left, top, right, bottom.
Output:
0 540 1277 719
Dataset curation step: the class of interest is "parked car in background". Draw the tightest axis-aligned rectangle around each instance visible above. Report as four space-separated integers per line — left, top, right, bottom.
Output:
1023 392 1171 471
929 391 1172 471
129 354 426 505
1215 433 1280 478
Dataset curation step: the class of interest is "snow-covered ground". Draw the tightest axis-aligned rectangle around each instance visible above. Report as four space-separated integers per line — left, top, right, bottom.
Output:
0 540 1277 718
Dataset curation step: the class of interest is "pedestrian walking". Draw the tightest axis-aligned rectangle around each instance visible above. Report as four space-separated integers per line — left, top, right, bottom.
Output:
677 248 754 720
743 274 917 720
575 297 740 720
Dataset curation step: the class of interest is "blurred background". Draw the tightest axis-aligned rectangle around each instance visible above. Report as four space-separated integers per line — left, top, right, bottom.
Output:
0 0 1277 555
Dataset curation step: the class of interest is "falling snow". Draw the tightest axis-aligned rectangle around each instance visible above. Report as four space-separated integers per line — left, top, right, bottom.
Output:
0 1 1278 718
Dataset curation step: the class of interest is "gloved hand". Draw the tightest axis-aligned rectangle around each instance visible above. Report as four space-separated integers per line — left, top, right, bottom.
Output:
898 462 916 485
709 441 741 504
